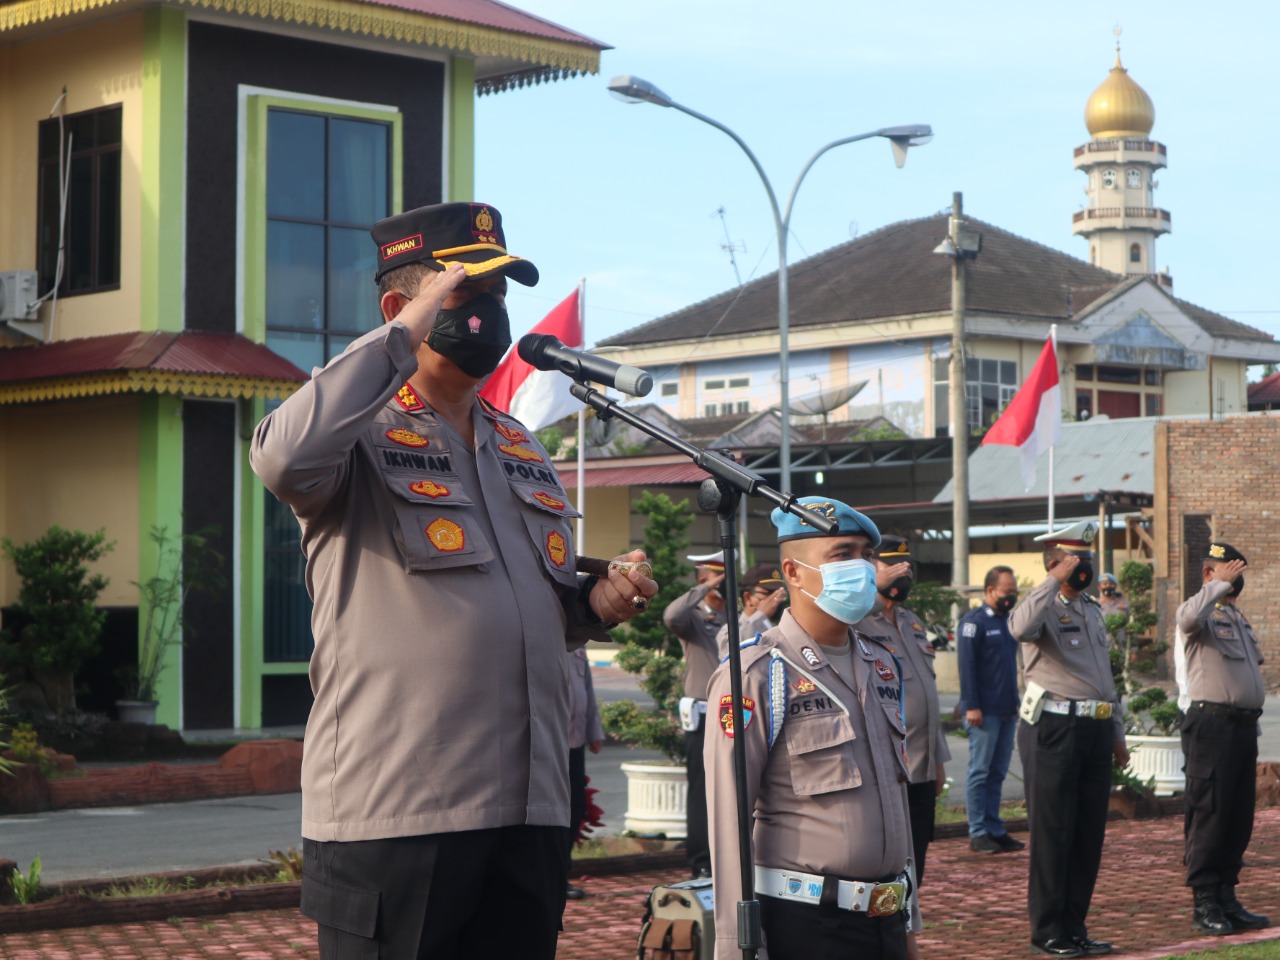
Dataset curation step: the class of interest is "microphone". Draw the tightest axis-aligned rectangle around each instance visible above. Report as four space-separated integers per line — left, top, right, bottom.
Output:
518 334 654 397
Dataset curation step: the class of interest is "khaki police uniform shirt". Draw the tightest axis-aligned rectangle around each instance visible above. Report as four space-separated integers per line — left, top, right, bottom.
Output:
1175 580 1265 711
251 321 607 842
705 611 919 960
568 647 605 750
1009 576 1124 742
855 605 952 782
664 584 728 700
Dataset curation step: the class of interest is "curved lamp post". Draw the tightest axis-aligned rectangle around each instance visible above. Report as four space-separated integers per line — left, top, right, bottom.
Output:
609 74 932 492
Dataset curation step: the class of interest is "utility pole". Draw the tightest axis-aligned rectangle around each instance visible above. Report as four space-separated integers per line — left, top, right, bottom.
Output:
948 192 971 598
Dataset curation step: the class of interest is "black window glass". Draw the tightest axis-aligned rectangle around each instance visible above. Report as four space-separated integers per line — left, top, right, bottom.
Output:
267 221 325 330
267 111 325 221
329 118 388 226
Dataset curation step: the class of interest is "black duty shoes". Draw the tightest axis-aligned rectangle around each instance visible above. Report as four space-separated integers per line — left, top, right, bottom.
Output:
1031 937 1084 957
994 833 1027 852
970 834 1003 854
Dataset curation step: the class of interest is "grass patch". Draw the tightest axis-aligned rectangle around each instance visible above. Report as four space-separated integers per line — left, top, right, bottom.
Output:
97 876 198 898
1156 942 1280 960
935 802 1025 825
571 838 614 860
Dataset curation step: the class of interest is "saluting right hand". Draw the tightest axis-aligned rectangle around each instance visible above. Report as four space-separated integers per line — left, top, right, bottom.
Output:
1212 559 1247 584
387 262 468 343
876 561 910 591
1049 553 1080 585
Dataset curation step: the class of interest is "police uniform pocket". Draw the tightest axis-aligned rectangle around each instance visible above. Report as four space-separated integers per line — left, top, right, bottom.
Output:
915 638 937 677
1212 621 1247 660
786 714 861 796
301 871 380 959
519 511 579 588
1184 756 1215 814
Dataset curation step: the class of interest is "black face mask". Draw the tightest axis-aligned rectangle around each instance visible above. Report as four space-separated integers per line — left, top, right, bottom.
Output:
994 594 1017 615
880 576 913 602
426 293 511 379
1067 558 1095 592
1101 587 1116 597
1229 575 1245 597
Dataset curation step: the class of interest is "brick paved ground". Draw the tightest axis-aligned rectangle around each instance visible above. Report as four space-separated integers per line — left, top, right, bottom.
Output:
2 810 1279 958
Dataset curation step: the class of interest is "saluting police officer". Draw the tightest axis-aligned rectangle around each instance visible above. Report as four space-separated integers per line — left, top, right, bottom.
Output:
1009 519 1127 958
715 562 788 651
705 497 919 960
664 550 729 878
1175 541 1269 935
854 535 951 884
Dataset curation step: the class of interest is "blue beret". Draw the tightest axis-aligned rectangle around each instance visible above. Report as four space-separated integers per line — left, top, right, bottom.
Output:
771 496 881 547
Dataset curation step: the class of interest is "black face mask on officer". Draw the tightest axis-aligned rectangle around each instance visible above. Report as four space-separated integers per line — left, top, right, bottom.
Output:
426 293 511 379
994 594 1017 615
1065 553 1094 591
880 575 913 602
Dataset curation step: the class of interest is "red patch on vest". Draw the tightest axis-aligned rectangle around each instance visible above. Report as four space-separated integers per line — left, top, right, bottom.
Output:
718 694 755 738
874 660 896 682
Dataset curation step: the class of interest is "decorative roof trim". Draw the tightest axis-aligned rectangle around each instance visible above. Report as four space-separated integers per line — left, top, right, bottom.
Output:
0 370 303 405
0 0 603 75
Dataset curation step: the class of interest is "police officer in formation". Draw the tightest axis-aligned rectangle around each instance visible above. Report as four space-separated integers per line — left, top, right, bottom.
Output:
1009 519 1126 958
854 535 951 884
705 497 919 960
665 550 730 878
1175 541 1269 935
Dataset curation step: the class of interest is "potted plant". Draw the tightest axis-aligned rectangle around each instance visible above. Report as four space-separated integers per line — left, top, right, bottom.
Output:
1103 560 1163 697
599 492 694 836
116 525 225 724
1123 686 1184 796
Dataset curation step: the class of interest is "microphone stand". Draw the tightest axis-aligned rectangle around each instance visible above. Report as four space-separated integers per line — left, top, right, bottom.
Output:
568 382 835 960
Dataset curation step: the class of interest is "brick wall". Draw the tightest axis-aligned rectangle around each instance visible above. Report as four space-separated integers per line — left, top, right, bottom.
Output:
1160 414 1280 687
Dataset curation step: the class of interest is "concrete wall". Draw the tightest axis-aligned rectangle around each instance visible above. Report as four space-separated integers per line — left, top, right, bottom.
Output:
1155 414 1280 685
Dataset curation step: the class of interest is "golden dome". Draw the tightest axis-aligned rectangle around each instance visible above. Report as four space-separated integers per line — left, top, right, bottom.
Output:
1084 47 1155 138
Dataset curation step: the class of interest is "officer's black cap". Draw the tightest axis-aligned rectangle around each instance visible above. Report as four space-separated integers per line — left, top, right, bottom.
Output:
371 202 539 286
876 535 911 560
1205 542 1247 566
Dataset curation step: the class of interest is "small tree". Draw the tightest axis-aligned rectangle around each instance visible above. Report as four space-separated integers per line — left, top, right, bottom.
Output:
1104 560 1161 697
902 581 963 648
0 526 114 715
599 491 694 762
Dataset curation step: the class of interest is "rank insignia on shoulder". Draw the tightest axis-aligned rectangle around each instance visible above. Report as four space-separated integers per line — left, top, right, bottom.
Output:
856 637 870 656
874 660 896 682
409 480 450 498
394 383 426 412
425 518 465 552
386 428 429 447
801 646 821 666
912 623 923 632
498 442 544 463
494 422 529 444
533 491 567 510
794 676 817 694
545 531 568 567
718 694 755 738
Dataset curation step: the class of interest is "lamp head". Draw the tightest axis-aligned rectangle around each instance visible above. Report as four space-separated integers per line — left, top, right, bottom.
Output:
607 75 674 107
881 124 934 169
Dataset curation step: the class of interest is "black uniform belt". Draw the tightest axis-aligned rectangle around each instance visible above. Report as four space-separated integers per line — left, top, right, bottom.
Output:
1190 701 1262 725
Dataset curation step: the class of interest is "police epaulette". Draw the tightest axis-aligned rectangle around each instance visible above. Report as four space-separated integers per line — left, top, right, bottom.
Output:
1082 594 1100 606
719 632 763 665
478 396 503 418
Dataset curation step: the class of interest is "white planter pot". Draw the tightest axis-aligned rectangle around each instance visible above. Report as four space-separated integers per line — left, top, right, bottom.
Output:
1126 734 1184 796
116 699 159 725
621 760 687 838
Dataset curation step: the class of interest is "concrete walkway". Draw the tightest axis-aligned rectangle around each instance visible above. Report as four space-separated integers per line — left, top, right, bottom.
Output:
3 808 1278 958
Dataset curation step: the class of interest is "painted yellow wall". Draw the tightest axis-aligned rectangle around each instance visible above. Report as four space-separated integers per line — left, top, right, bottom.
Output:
969 552 1048 595
1165 360 1247 417
0 14 145 341
0 397 141 604
574 486 635 560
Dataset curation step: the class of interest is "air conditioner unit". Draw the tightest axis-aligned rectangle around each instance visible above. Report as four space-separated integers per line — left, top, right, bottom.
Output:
0 271 39 322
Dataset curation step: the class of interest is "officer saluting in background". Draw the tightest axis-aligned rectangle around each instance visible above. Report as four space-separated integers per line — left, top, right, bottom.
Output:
1010 519 1127 958
705 497 919 960
1175 541 1269 935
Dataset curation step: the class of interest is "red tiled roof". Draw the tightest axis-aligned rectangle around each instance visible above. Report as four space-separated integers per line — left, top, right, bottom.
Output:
363 0 607 48
1248 371 1280 406
0 332 307 383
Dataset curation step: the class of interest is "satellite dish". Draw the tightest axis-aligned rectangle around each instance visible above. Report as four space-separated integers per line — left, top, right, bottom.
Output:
789 381 868 416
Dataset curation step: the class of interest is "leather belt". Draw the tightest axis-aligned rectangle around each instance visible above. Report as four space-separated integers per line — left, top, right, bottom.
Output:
754 866 907 917
1041 697 1114 720
1191 701 1262 725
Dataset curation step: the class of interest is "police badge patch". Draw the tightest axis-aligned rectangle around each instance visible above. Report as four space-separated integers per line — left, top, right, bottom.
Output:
718 694 755 738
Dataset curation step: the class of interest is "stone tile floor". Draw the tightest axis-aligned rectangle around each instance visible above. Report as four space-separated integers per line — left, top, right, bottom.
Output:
2 809 1278 958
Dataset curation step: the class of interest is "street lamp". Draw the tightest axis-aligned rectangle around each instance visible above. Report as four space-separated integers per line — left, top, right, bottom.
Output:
609 74 932 492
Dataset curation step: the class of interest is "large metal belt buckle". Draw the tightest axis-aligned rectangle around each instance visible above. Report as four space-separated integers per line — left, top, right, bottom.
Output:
868 881 905 917
1094 702 1113 720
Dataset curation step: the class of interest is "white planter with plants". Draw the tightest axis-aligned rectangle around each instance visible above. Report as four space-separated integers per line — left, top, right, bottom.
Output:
621 760 688 838
1125 733 1184 796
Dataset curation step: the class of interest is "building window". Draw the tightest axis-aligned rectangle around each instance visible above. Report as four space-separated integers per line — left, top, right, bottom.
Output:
263 108 393 372
1076 390 1093 420
1144 369 1161 386
1126 168 1141 189
966 357 1018 432
660 382 678 397
704 378 725 390
1102 169 1117 189
1097 365 1140 384
1145 393 1161 416
37 105 122 296
1076 364 1094 381
1129 243 1142 264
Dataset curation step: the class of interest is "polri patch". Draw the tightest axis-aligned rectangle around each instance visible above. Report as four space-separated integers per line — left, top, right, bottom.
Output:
386 428 428 448
408 480 450 499
546 531 568 567
718 694 755 738
425 518 465 552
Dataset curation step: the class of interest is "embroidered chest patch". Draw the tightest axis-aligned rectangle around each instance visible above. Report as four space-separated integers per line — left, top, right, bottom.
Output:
874 659 896 682
546 531 568 567
498 443 544 463
425 518 465 552
533 491 567 510
386 428 428 448
408 480 450 499
494 422 529 444
718 695 755 738
794 676 817 694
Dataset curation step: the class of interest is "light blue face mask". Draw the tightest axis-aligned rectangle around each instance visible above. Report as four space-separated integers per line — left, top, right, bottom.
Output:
795 557 878 624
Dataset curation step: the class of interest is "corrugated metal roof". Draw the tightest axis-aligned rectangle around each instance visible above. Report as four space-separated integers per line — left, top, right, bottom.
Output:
0 332 307 383
933 415 1157 503
556 463 712 489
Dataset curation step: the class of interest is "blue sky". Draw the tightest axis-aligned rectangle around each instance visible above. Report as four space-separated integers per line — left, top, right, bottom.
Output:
476 0 1278 353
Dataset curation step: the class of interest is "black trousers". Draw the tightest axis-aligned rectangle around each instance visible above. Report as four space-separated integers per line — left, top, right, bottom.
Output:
1182 705 1259 888
760 895 908 960
1018 713 1113 943
302 826 568 960
685 718 710 876
905 779 936 886
566 745 587 870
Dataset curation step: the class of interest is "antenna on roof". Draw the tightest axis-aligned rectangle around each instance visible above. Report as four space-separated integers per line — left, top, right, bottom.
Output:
712 207 746 287
1066 287 1073 320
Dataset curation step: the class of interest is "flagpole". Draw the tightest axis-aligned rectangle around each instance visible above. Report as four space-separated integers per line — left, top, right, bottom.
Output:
576 278 587 548
1047 324 1058 534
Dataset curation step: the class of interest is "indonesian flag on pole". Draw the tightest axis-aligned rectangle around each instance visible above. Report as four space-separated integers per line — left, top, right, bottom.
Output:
480 289 582 431
980 334 1063 489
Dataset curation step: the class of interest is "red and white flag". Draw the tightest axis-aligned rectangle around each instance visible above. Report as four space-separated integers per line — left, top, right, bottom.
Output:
981 334 1062 489
481 289 582 431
